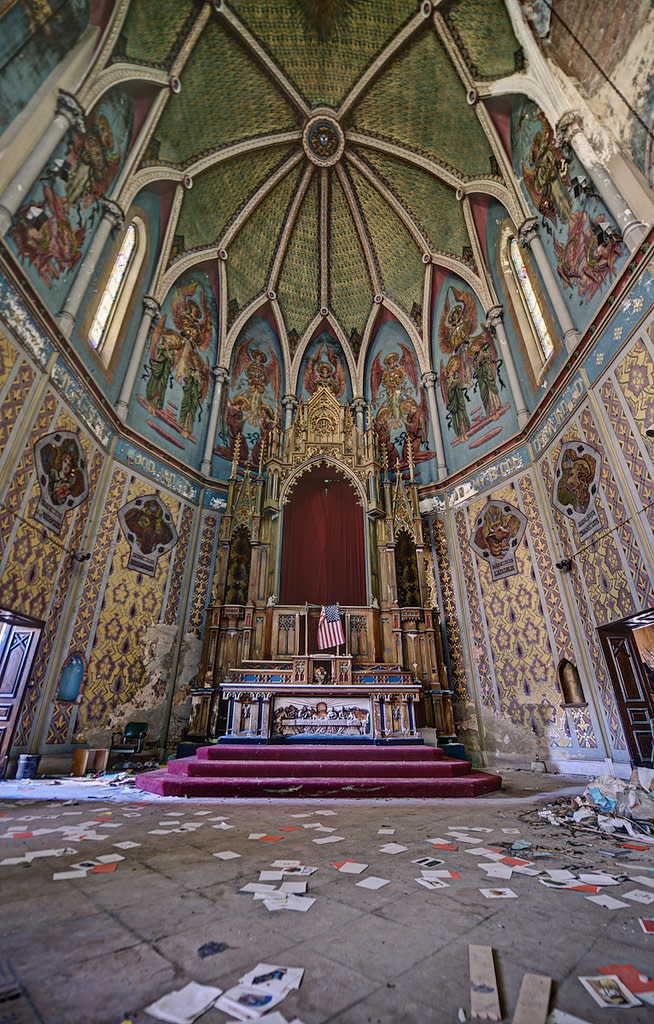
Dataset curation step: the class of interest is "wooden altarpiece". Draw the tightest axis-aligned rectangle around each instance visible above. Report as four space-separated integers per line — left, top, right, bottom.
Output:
193 386 455 744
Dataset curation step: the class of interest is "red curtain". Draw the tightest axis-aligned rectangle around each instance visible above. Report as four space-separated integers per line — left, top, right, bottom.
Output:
279 465 366 606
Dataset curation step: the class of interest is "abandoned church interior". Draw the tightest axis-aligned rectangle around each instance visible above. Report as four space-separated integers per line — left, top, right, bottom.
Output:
1 0 654 1021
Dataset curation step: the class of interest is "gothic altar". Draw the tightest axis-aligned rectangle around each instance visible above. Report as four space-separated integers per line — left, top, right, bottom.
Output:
194 385 455 744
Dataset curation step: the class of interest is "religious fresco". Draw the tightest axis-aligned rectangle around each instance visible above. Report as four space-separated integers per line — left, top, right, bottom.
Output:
7 85 134 304
512 99 627 319
132 269 217 469
552 440 602 542
214 315 283 474
432 274 517 473
0 0 89 136
470 498 527 581
33 429 89 534
298 331 351 403
117 493 178 577
365 320 435 482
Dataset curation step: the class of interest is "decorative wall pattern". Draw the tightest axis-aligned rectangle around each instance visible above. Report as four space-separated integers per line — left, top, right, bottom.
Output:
188 512 218 637
431 514 469 704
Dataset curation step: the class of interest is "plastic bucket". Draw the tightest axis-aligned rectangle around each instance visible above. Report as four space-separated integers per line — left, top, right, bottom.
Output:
15 754 41 780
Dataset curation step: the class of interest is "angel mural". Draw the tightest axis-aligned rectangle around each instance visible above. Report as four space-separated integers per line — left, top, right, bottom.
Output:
522 111 573 228
370 342 429 462
225 337 281 456
437 286 506 443
9 91 131 289
516 102 624 306
144 280 212 440
554 210 622 302
303 342 346 399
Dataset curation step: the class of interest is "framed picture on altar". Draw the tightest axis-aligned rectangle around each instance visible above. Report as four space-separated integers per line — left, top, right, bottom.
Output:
311 658 331 684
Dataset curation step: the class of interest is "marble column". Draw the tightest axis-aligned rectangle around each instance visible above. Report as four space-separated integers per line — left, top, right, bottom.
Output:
486 306 528 428
201 366 229 476
281 394 298 431
556 110 647 253
518 218 580 354
115 296 160 422
421 372 448 482
57 199 124 338
0 91 85 237
351 396 367 432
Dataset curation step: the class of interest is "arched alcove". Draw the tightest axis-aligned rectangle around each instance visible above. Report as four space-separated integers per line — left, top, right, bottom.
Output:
395 531 421 607
224 526 251 606
279 463 366 606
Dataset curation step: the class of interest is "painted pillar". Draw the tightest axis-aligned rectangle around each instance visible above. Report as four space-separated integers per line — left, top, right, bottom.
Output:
518 218 580 354
486 306 528 428
57 199 124 338
351 396 366 432
201 366 229 476
421 372 448 482
556 111 647 253
115 296 160 421
282 394 298 431
0 91 85 237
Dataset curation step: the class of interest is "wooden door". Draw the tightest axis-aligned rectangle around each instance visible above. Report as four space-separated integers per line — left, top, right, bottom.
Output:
598 623 654 766
0 610 42 763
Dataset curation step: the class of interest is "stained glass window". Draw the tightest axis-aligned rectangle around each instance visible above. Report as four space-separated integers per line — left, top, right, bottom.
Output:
88 224 137 351
510 237 553 361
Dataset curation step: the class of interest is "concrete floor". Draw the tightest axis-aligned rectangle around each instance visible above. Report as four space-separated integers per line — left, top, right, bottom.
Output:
1 770 653 1024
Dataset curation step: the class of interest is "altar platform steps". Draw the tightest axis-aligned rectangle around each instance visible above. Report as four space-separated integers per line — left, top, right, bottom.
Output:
136 744 502 799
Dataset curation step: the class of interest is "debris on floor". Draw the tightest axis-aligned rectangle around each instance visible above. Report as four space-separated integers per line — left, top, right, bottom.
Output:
534 769 654 844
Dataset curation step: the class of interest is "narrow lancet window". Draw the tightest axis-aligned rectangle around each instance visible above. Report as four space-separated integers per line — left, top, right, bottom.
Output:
509 237 553 361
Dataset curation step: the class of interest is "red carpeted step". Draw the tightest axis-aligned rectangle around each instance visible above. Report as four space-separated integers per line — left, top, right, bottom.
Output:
174 757 472 779
197 744 447 762
136 742 502 799
136 769 501 799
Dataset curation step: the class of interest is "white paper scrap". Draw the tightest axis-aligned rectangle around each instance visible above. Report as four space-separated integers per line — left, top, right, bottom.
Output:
312 835 345 844
378 827 395 835
379 843 407 854
356 876 390 890
479 887 518 899
213 851 240 860
416 877 448 890
283 895 316 911
238 964 304 991
52 870 87 880
114 841 140 849
584 893 629 909
631 875 654 889
623 889 654 904
212 822 234 830
479 863 513 880
145 981 222 1024
279 880 307 894
332 860 368 874
547 869 576 882
259 871 285 881
240 883 278 894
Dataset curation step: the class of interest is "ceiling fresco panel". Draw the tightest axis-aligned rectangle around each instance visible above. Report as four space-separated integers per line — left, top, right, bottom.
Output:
353 146 470 260
348 30 493 180
154 20 299 166
446 0 520 81
329 175 374 344
227 0 418 108
176 144 295 253
276 172 320 341
227 162 304 314
115 0 195 67
348 165 423 320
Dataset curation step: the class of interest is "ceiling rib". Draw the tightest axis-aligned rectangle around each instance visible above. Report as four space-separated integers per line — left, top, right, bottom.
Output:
345 149 430 256
221 150 304 250
216 3 311 118
170 2 212 77
268 162 315 292
320 169 329 311
347 131 462 190
337 6 430 122
335 164 382 297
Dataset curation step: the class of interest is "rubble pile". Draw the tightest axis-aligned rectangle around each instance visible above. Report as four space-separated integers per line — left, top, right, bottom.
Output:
537 768 654 842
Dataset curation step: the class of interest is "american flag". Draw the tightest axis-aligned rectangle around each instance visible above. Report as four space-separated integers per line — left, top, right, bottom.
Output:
317 604 345 650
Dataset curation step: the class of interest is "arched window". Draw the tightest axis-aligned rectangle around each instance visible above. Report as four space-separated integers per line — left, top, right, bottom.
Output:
88 218 145 366
509 237 553 361
499 223 559 392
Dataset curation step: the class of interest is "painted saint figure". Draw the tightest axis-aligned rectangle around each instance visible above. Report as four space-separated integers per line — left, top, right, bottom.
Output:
469 325 502 419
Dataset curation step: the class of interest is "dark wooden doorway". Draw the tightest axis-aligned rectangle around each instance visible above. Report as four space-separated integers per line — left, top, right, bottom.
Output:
598 616 654 766
0 609 42 767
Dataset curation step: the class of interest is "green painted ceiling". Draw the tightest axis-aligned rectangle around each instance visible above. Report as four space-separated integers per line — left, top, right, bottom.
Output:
117 0 522 348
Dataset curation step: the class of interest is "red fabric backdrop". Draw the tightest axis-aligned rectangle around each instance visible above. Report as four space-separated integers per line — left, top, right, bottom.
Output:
279 465 366 606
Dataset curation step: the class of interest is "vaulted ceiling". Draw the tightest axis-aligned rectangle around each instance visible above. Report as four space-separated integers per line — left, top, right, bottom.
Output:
112 0 522 351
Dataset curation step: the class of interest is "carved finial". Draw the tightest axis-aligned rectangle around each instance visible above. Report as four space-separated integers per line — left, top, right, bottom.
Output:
231 435 241 478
